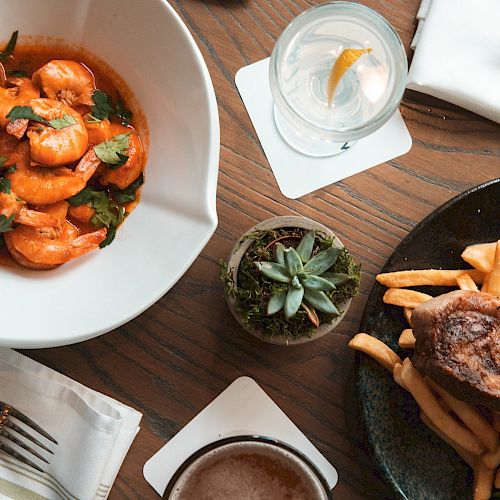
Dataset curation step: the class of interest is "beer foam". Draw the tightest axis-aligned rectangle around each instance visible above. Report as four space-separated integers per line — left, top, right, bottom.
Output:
169 441 328 500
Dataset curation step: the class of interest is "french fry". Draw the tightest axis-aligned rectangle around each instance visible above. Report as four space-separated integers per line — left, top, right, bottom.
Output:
473 458 494 500
376 269 484 287
481 273 491 294
462 242 497 273
486 241 500 296
403 307 413 326
399 359 485 455
456 273 479 291
420 411 475 467
482 444 500 470
393 362 405 388
427 380 498 452
495 468 500 489
383 288 433 308
348 333 402 371
398 329 416 349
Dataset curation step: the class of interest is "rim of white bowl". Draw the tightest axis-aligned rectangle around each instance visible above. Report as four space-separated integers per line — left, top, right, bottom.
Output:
4 0 220 348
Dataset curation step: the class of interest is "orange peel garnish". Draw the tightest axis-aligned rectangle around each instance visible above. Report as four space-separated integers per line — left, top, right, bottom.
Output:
327 48 372 106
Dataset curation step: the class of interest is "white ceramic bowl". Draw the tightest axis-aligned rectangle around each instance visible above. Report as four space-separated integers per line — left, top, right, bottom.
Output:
0 0 219 347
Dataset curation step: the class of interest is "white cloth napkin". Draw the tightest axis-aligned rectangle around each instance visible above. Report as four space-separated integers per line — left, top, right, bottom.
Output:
407 0 500 124
0 349 142 500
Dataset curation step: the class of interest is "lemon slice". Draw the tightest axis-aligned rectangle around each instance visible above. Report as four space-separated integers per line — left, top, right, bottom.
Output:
327 48 372 106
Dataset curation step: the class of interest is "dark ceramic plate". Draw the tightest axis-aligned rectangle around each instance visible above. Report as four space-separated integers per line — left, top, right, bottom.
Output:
355 179 500 499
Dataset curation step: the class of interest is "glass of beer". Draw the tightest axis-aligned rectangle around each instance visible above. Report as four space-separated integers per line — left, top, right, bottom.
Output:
164 435 332 499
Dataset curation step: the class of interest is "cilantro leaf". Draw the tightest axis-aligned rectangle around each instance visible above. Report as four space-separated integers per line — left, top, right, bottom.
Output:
47 114 77 130
67 187 124 248
7 106 77 130
0 214 14 233
6 105 47 125
111 173 144 204
114 100 132 126
90 90 133 126
6 69 28 77
0 177 11 194
0 156 6 166
106 153 129 170
91 90 114 121
93 132 130 165
0 31 18 62
99 225 117 248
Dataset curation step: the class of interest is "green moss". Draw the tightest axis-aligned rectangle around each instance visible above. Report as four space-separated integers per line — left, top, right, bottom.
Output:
220 228 361 341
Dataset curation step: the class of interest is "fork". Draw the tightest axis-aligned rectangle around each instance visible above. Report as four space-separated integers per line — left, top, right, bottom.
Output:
0 401 58 472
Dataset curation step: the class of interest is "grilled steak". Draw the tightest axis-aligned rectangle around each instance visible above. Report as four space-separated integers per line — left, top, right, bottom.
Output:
412 290 500 411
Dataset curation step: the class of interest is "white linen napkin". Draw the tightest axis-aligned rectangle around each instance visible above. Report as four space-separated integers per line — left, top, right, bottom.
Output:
407 0 500 124
0 349 142 500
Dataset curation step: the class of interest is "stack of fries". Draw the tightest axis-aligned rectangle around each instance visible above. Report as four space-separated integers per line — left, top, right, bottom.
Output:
350 240 500 500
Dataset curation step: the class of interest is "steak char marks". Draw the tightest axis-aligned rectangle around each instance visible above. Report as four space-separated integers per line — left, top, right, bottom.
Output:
412 290 500 411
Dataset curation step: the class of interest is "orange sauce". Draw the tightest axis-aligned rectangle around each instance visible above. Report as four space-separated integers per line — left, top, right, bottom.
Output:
0 39 149 267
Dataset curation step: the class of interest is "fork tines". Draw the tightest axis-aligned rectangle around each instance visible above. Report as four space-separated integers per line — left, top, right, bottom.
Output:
0 401 58 473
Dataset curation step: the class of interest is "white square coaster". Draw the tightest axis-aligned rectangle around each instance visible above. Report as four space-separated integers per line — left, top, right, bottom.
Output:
235 58 412 199
143 376 338 496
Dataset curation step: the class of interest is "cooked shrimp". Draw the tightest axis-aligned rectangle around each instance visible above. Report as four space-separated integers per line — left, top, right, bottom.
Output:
0 76 40 128
68 203 95 223
98 123 145 189
4 200 106 269
0 191 58 227
0 128 18 155
6 142 100 205
32 60 95 107
85 117 113 146
0 63 6 88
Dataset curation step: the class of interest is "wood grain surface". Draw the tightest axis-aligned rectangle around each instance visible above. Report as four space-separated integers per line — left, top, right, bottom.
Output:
22 1 500 498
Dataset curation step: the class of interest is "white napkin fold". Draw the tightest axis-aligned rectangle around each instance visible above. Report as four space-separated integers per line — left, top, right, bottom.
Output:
407 0 500 124
0 349 142 500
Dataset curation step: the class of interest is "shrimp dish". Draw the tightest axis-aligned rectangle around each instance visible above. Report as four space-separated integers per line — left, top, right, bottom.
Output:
0 31 147 269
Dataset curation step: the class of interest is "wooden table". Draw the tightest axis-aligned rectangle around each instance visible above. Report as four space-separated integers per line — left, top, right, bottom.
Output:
23 1 500 498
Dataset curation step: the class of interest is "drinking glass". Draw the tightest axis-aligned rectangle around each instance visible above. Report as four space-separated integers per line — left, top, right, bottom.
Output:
269 2 407 157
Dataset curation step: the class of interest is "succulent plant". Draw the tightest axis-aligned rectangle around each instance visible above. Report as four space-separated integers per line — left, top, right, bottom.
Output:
254 230 351 324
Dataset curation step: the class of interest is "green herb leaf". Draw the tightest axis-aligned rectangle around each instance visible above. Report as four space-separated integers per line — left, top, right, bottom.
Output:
296 230 315 262
304 289 339 316
3 165 16 173
0 156 6 166
111 173 144 204
0 31 18 62
6 69 27 77
47 114 77 130
106 153 129 170
6 105 47 124
284 286 304 319
90 90 114 121
254 261 291 283
301 275 336 291
93 132 131 165
0 177 11 194
303 247 340 275
267 291 286 316
0 214 15 233
67 187 124 249
114 100 132 126
99 225 117 248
